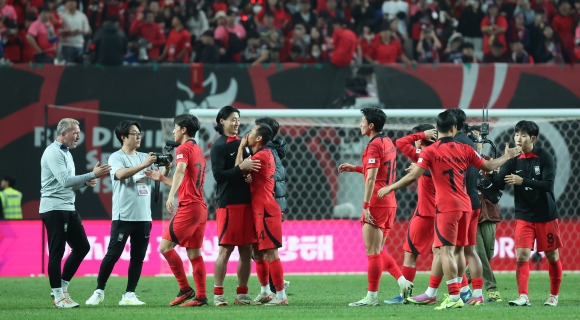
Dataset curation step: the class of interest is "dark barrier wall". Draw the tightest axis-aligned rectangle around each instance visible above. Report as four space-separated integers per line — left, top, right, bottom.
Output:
0 63 579 220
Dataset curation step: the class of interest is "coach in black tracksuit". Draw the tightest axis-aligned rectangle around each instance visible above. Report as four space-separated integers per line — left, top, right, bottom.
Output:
493 120 562 307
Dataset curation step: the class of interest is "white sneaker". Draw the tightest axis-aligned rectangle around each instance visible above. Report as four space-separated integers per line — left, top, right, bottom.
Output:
348 296 379 307
284 280 290 290
63 292 78 305
119 292 145 306
544 295 558 306
254 292 274 304
398 278 414 299
86 289 105 305
234 294 260 305
263 296 289 305
54 297 79 308
509 294 531 306
214 295 228 306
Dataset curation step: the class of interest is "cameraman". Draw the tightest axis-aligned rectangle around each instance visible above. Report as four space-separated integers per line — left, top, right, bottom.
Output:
468 125 502 303
86 120 169 306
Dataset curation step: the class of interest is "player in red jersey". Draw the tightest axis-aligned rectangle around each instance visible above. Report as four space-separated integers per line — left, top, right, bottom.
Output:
338 107 413 307
236 123 288 305
384 124 438 305
379 109 521 310
147 114 208 307
493 121 563 307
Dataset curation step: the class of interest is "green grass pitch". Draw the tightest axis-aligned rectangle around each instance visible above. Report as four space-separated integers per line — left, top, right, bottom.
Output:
0 273 577 319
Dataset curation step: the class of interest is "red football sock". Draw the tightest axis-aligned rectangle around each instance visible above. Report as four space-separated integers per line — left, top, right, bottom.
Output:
471 277 483 290
162 250 189 290
428 275 443 289
213 286 224 295
401 265 416 283
380 251 403 280
368 254 382 292
269 258 285 292
255 259 270 286
548 260 562 296
461 273 469 287
447 281 460 296
236 286 249 295
190 256 207 299
516 261 530 295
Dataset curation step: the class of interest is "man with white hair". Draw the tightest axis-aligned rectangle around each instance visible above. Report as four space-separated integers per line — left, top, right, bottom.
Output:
40 118 111 308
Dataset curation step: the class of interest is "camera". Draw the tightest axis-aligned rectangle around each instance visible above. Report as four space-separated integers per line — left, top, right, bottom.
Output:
477 175 503 204
153 153 173 166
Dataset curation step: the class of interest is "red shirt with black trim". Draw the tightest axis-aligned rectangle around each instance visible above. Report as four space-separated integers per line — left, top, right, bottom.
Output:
175 139 206 206
250 147 281 216
417 137 485 213
395 132 435 217
362 133 397 208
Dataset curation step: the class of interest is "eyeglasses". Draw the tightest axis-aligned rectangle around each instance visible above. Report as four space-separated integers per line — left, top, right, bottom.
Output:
129 132 144 138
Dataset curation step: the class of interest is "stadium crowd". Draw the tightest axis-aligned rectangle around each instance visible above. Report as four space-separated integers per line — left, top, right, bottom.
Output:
1 0 579 65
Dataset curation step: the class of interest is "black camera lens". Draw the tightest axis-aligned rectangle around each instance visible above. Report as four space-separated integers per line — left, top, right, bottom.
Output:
153 153 173 166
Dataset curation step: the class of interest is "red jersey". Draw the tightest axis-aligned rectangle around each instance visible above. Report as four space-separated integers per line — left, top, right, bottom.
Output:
363 133 397 208
480 15 508 54
395 132 435 217
129 20 166 59
250 148 281 217
166 28 191 62
370 36 403 64
175 139 206 206
330 28 357 67
417 137 485 213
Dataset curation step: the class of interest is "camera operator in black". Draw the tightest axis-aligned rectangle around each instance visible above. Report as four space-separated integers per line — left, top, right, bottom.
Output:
466 125 503 303
449 108 483 299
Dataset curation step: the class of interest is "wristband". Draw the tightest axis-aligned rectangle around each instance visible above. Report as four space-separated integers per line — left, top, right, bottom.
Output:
363 201 370 209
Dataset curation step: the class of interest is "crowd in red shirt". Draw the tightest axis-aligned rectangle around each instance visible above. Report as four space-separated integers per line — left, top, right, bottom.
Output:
1 0 579 64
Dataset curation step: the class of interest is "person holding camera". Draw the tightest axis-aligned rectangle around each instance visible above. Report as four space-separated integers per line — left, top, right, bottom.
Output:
465 125 503 303
416 25 441 63
86 120 168 306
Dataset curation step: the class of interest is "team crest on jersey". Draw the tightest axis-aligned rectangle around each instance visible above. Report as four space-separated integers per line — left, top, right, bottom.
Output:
418 158 423 163
534 165 540 175
368 158 376 164
176 154 184 159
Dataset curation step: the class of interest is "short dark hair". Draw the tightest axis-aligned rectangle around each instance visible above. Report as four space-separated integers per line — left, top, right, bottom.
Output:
436 109 457 133
361 107 387 132
2 175 16 187
202 30 214 38
114 120 142 144
256 123 274 145
255 117 279 137
214 105 240 134
514 120 539 137
412 123 436 146
39 5 51 13
174 113 200 137
449 108 467 133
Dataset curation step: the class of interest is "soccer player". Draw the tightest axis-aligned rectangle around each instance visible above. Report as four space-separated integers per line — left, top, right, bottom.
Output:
492 121 563 307
150 114 209 307
384 124 437 305
378 109 521 310
210 106 261 306
337 107 413 307
236 123 289 305
449 108 485 305
254 117 290 295
86 120 169 306
40 118 111 308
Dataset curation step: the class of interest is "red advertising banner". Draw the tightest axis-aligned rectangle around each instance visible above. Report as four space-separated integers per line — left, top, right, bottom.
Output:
0 219 575 276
